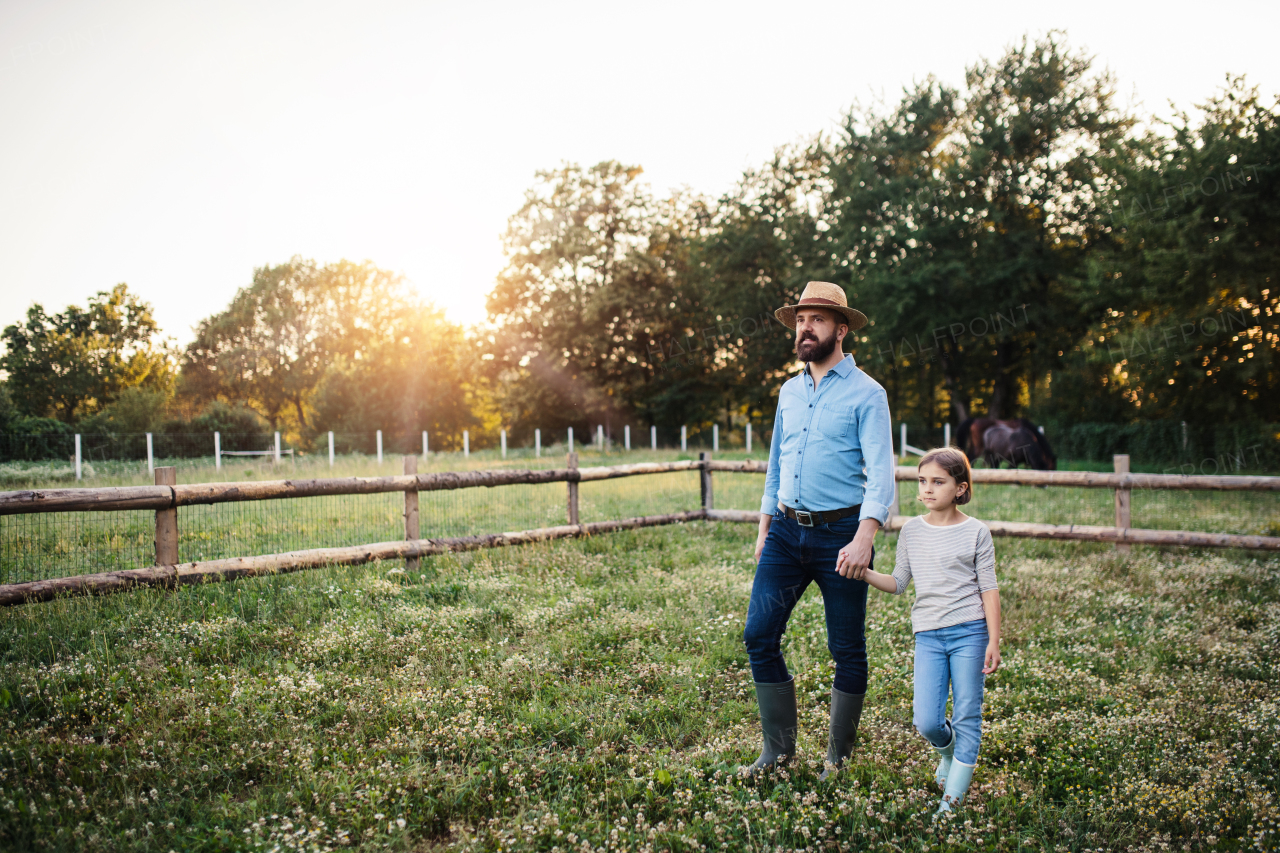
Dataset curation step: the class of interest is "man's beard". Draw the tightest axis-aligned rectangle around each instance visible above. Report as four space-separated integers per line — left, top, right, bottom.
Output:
796 328 838 362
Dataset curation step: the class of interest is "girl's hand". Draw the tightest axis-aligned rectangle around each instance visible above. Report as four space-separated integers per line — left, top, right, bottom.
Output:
983 642 1001 674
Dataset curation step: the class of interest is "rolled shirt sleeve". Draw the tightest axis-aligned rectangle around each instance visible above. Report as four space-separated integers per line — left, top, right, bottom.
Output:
856 386 896 526
759 404 784 514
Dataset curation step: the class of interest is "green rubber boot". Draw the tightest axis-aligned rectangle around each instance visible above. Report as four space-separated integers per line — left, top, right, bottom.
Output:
934 760 975 817
743 678 797 774
818 687 864 781
932 722 955 789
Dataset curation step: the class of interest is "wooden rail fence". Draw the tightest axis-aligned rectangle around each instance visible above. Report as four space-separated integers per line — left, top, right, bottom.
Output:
1 454 1277 606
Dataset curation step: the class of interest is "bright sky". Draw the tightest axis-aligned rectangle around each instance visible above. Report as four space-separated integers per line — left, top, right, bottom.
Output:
2 0 1277 346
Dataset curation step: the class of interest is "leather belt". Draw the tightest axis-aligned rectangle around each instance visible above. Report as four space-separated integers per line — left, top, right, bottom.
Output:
779 502 861 527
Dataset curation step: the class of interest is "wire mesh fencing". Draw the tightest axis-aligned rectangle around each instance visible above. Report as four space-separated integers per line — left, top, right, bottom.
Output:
1 510 154 586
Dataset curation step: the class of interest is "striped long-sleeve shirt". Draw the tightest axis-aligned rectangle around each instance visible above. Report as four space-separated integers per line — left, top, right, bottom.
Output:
890 514 998 634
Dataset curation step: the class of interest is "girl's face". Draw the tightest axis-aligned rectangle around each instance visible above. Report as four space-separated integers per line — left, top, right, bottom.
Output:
917 461 967 509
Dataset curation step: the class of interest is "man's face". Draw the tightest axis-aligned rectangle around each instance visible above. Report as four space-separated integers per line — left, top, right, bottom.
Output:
794 308 845 362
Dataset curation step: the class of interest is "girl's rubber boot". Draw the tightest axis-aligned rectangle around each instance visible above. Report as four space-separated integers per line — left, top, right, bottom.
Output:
743 678 797 774
934 760 975 818
933 722 956 789
819 687 864 781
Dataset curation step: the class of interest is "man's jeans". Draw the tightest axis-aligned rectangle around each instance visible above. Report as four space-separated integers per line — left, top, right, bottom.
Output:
743 507 871 695
913 618 989 765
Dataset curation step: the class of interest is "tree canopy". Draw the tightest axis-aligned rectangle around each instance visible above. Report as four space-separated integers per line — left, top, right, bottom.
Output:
3 34 1276 457
1 284 172 422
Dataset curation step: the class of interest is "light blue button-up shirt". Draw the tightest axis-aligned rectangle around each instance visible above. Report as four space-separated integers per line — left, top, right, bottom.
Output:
760 352 896 525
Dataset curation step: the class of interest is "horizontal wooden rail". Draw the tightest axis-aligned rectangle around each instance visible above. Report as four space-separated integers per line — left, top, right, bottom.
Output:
0 484 174 515
176 468 577 506
716 508 1280 550
0 510 707 606
884 515 1280 550
0 461 720 516
706 460 768 474
895 465 1280 491
5 461 1277 517
576 460 703 481
705 509 761 523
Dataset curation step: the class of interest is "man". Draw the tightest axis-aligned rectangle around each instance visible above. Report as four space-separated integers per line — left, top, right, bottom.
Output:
743 280 896 780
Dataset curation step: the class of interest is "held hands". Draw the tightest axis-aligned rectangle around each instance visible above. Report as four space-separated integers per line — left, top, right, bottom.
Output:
983 642 1002 674
835 529 874 579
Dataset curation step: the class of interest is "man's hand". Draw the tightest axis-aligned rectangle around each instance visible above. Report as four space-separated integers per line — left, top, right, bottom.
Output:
754 513 772 563
983 642 1002 674
836 520 879 578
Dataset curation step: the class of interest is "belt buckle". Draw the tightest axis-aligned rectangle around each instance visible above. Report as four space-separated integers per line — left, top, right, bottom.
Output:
795 510 814 527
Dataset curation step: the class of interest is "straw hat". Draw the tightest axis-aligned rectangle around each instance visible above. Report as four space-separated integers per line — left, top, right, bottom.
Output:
774 281 868 332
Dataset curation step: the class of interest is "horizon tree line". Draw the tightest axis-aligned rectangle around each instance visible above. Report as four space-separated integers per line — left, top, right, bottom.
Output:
2 34 1276 461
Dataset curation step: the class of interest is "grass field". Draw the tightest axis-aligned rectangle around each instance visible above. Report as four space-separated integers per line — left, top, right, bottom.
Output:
2 449 1276 587
2 522 1279 852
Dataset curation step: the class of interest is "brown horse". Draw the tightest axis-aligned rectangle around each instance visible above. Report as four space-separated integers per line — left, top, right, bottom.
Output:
956 417 1056 470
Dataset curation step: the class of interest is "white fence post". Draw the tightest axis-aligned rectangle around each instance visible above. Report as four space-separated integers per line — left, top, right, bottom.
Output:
624 425 630 450
944 422 951 448
568 427 574 453
214 431 221 470
422 430 429 459
900 423 907 463
275 431 282 464
535 428 541 458
328 431 335 467
681 425 687 452
746 423 752 453
75 434 82 481
146 432 154 474
375 430 382 464
597 424 604 450
713 424 719 452
501 429 507 459
463 430 470 457
651 425 657 450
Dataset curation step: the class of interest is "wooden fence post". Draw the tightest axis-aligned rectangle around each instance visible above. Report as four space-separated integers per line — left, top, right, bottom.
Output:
1114 454 1131 553
567 452 579 525
154 466 178 567
404 456 420 571
700 451 714 512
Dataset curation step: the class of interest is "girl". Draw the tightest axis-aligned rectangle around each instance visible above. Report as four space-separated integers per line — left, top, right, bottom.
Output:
855 447 1001 815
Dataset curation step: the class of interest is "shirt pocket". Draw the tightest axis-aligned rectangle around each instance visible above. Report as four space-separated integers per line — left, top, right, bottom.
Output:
818 403 851 438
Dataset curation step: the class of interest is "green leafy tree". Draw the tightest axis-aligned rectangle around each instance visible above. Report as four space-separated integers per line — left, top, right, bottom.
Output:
310 302 479 451
182 258 427 434
695 143 847 428
1066 77 1280 426
1 284 173 422
821 33 1131 427
486 162 718 441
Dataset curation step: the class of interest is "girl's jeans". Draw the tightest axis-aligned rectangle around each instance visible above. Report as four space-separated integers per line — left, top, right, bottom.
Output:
743 507 871 695
914 617 989 765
